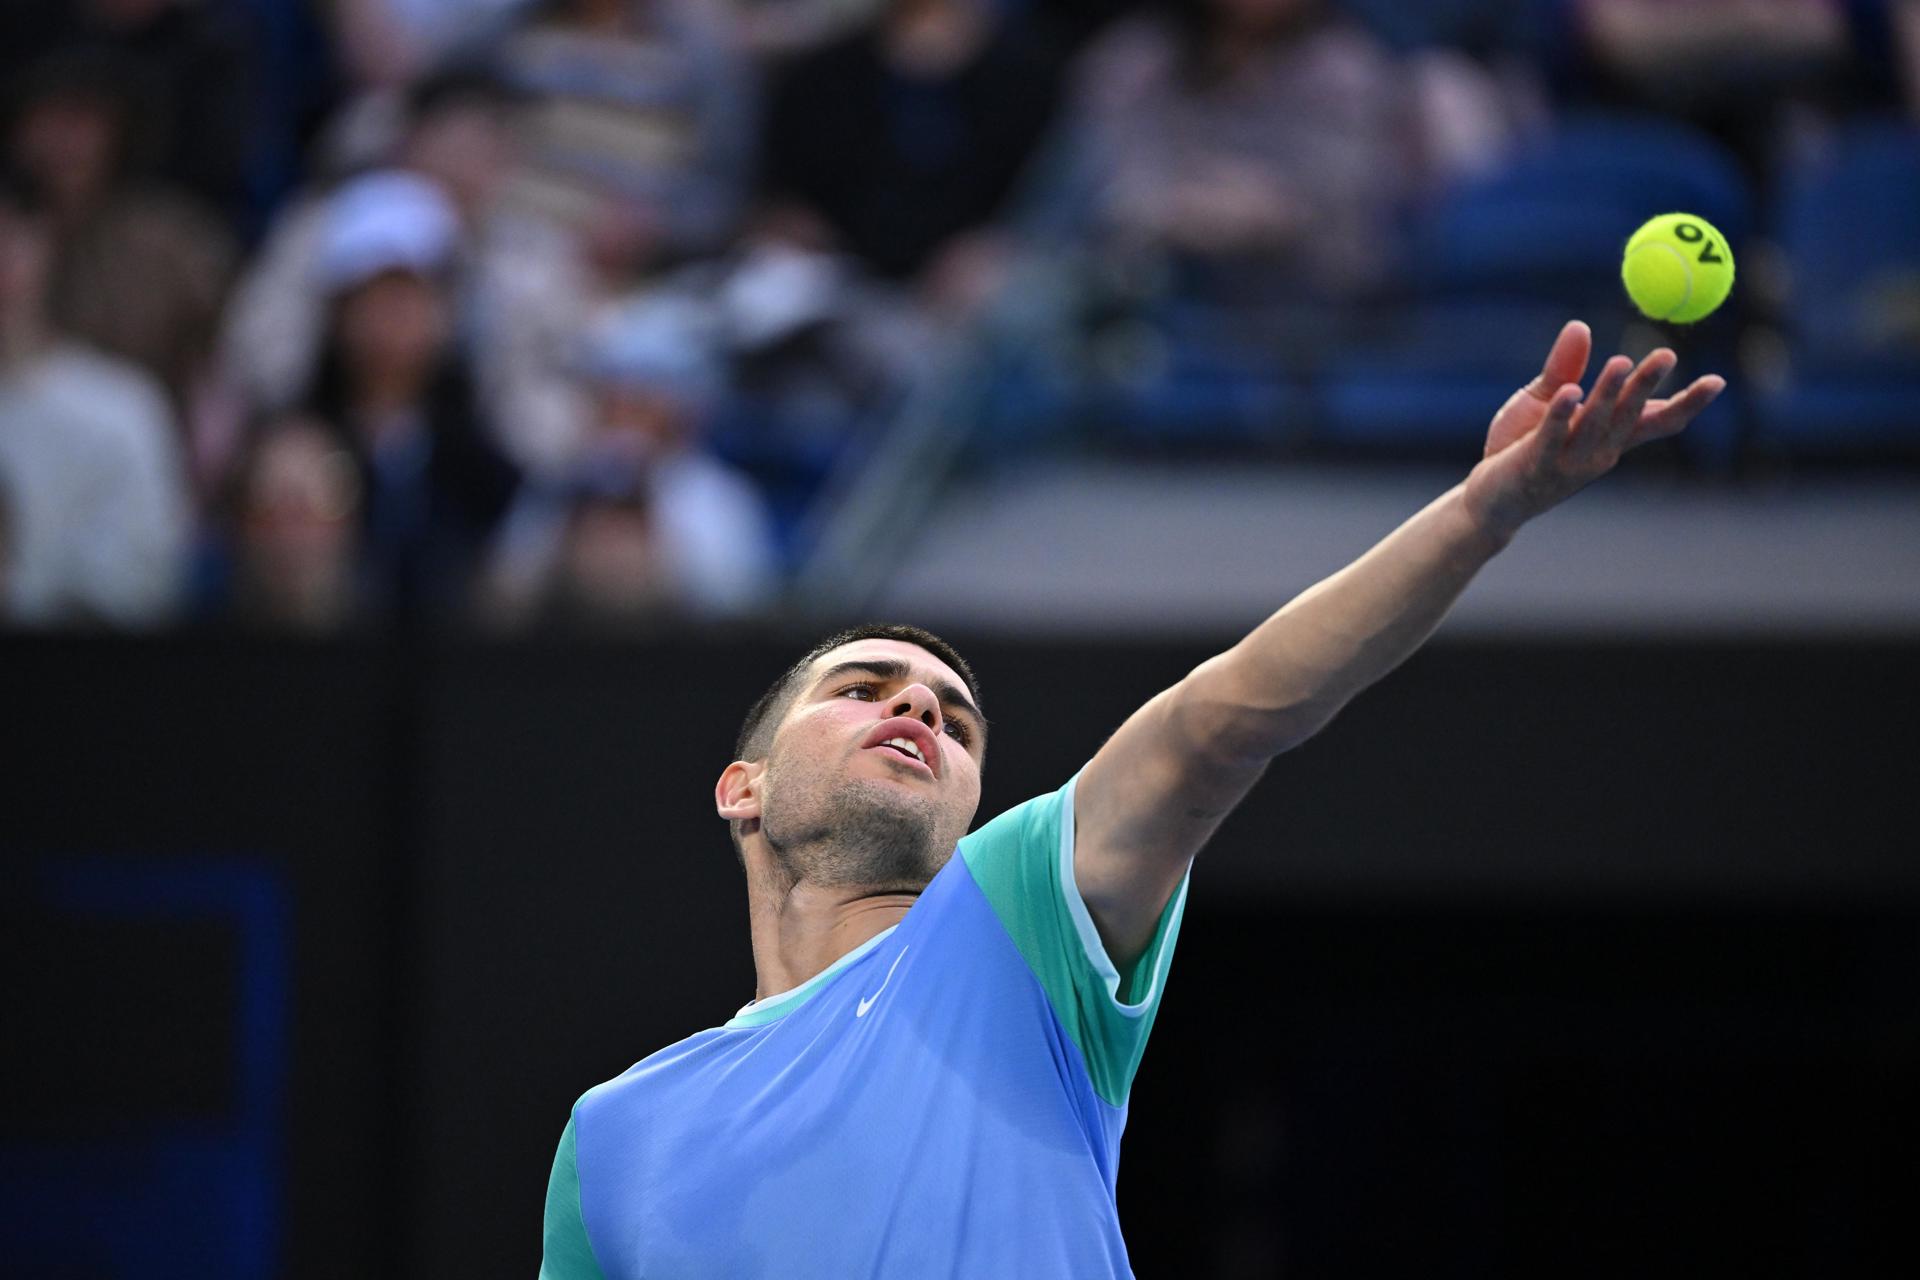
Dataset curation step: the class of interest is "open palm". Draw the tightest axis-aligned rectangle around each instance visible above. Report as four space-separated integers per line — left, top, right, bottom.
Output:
1464 320 1726 539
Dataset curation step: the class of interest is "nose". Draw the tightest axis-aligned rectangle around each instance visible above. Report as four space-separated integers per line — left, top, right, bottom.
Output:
888 684 943 735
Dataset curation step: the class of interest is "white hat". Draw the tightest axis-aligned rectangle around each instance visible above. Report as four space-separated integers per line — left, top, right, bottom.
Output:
576 295 723 404
313 170 461 292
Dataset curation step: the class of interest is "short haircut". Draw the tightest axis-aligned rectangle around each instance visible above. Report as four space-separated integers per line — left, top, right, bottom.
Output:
733 623 983 763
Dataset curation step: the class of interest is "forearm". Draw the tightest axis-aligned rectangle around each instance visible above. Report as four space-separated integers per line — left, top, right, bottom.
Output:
1075 476 1510 945
1076 326 1720 959
1078 322 1719 943
1180 481 1510 763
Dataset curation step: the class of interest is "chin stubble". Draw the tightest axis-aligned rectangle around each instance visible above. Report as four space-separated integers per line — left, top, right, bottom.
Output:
761 778 945 890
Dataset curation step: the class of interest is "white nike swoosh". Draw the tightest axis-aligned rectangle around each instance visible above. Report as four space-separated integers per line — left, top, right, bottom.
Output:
856 945 909 1018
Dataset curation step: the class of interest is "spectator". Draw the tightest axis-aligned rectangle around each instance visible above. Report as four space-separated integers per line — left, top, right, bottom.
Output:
490 295 778 623
301 170 521 621
5 49 237 428
1564 0 1887 177
226 413 364 631
0 0 260 227
0 165 189 628
536 457 681 628
1057 0 1422 308
499 0 758 267
761 0 1067 312
223 66 594 475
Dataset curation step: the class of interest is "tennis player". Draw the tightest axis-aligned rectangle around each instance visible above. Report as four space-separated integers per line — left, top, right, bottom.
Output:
539 321 1723 1278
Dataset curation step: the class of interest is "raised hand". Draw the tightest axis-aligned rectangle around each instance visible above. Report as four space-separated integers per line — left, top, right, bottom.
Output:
1463 320 1726 540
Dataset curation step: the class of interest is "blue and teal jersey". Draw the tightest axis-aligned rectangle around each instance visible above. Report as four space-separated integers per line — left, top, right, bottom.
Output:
539 774 1192 1279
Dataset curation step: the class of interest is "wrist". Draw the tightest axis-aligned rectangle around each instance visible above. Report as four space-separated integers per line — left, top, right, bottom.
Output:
1456 470 1527 554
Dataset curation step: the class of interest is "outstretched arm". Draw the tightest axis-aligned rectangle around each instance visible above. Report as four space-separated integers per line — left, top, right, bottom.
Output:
1075 321 1726 966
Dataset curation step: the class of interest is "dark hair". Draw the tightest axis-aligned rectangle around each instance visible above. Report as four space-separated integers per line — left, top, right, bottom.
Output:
733 623 983 762
406 62 526 125
4 47 161 184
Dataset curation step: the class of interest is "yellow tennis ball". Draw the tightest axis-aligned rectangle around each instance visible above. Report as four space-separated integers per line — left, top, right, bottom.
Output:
1621 213 1736 323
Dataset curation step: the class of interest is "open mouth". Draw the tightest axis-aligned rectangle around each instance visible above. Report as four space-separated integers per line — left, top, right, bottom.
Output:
861 718 939 777
873 737 928 766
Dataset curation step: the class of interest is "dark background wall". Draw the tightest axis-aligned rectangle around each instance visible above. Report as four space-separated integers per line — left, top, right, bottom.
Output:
5 632 1916 1277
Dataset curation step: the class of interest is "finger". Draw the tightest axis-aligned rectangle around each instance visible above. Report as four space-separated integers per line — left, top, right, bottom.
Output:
1611 349 1677 439
1539 383 1583 447
1528 320 1592 402
1572 355 1633 442
1636 375 1726 442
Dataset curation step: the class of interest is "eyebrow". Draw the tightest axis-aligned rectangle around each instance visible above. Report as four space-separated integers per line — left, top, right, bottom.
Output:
813 658 987 733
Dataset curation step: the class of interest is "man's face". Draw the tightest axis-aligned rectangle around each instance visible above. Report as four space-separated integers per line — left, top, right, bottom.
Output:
749 639 986 890
407 103 513 213
11 96 119 213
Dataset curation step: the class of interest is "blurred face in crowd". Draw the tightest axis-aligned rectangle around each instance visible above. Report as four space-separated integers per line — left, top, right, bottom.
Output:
238 418 362 629
333 269 451 389
406 100 516 216
596 384 695 457
9 93 122 215
556 498 673 620
0 202 52 332
729 639 985 891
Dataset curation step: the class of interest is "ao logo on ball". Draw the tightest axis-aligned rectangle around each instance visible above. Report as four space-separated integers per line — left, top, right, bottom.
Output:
1621 213 1736 324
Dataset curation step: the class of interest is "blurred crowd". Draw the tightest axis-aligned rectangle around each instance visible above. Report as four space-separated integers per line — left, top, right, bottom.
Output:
1 0 1915 631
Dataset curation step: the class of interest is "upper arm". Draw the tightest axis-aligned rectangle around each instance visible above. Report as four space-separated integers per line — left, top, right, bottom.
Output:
540 1115 609 1280
1075 658 1279 970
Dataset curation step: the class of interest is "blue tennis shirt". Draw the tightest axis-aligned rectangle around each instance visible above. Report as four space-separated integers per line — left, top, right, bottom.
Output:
539 774 1192 1278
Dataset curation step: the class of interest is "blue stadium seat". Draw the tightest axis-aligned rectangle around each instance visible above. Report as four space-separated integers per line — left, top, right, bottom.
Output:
1409 114 1753 309
708 396 877 569
1317 301 1742 463
1753 120 1920 457
1317 115 1749 462
1083 300 1317 450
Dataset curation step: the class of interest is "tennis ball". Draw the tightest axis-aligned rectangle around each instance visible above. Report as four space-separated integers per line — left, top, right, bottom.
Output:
1621 213 1736 323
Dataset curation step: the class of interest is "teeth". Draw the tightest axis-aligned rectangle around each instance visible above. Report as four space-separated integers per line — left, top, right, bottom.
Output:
882 737 925 763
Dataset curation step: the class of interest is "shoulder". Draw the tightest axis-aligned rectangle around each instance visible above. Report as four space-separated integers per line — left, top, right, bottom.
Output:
575 1027 737 1126
40 347 174 432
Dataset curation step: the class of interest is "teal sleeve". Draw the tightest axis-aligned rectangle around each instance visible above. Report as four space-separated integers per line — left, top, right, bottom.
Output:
957 772 1190 1108
539 1113 609 1280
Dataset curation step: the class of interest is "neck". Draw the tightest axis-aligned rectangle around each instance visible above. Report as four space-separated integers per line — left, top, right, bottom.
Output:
742 850 920 1002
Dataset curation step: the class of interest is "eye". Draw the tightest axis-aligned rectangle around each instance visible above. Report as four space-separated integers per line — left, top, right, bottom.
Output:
943 719 972 747
837 682 877 700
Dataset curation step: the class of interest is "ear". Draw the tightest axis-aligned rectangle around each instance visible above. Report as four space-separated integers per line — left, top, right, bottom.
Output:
715 760 763 823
